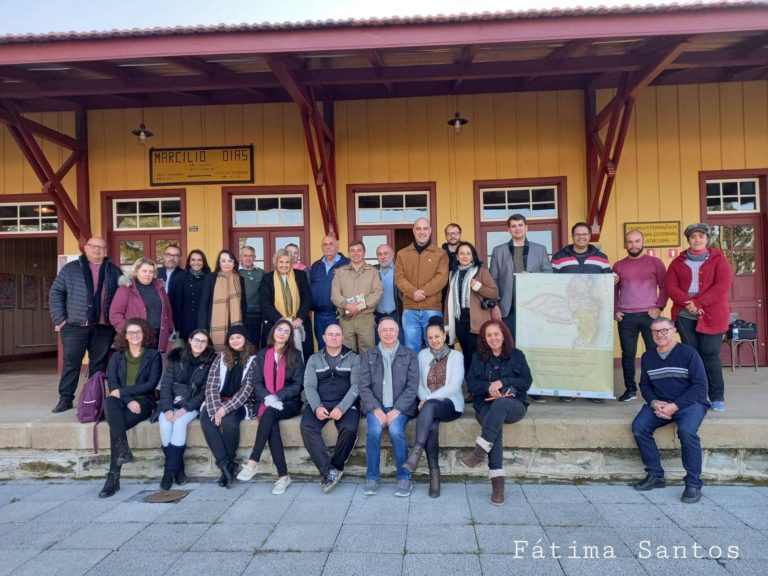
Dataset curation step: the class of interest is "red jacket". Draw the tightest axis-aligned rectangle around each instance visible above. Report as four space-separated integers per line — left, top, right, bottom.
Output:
664 248 733 335
109 277 175 352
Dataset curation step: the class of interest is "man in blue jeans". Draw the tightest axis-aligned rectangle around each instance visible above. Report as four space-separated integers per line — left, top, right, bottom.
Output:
357 317 420 497
631 316 709 504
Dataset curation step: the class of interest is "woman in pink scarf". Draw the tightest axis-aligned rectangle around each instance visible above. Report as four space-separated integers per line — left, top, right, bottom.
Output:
237 318 304 494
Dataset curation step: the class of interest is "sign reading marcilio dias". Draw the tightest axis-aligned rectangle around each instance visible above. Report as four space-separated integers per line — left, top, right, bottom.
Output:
149 145 254 186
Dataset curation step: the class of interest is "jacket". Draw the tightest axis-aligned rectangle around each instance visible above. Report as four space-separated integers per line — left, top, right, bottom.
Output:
358 343 420 417
664 248 733 334
417 348 465 413
394 242 449 311
197 272 248 333
158 266 183 294
252 347 305 407
203 352 257 419
158 346 216 413
106 347 162 408
109 276 175 352
49 254 122 326
467 348 533 412
309 253 350 314
331 262 383 317
444 265 500 338
551 244 612 274
169 269 207 340
489 239 552 317
303 347 361 414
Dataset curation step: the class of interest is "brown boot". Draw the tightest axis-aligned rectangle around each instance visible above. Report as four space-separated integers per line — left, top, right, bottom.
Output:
428 468 441 498
490 476 505 506
460 444 488 469
404 444 425 473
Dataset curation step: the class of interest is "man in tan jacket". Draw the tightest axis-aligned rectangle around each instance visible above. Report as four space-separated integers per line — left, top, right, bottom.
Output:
394 218 449 351
331 240 383 353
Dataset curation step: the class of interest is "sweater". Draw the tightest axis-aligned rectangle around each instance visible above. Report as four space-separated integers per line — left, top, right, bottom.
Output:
106 347 162 407
639 343 710 409
613 255 668 314
416 348 465 412
551 244 612 274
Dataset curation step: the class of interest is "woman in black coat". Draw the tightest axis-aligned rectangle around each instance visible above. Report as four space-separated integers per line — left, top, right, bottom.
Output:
259 248 313 361
100 317 162 498
170 250 211 340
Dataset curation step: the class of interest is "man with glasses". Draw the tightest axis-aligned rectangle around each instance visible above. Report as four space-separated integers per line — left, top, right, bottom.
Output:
49 237 122 413
442 223 463 273
631 317 709 504
158 244 183 294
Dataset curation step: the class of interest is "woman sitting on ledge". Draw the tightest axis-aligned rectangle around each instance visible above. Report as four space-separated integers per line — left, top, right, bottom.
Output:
99 317 162 498
460 319 532 506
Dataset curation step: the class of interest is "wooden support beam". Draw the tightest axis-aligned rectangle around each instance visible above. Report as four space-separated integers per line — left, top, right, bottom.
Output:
453 45 478 90
0 108 81 150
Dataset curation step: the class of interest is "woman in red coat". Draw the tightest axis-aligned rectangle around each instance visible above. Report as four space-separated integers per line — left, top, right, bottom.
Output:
110 258 174 352
664 223 733 411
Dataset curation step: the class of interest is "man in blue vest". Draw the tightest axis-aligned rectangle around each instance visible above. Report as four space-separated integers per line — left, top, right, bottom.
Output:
309 235 349 347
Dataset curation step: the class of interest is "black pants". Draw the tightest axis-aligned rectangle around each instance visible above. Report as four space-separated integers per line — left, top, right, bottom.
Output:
675 316 726 402
414 398 462 469
300 406 360 478
104 395 153 466
475 397 527 470
58 324 115 401
617 312 656 393
250 401 302 477
454 320 477 376
502 310 516 340
244 315 262 351
200 406 245 465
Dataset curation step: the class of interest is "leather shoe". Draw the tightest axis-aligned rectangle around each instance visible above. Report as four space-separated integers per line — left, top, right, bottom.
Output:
681 486 702 504
633 475 666 491
52 398 73 413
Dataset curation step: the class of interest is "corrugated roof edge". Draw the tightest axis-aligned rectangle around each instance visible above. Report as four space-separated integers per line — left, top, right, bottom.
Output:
0 1 764 44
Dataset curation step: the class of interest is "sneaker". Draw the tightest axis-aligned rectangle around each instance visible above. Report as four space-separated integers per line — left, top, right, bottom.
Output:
528 395 546 403
362 479 379 496
272 476 291 495
236 463 258 481
322 467 343 494
618 391 637 402
559 396 574 403
589 398 606 404
711 401 725 412
394 479 412 497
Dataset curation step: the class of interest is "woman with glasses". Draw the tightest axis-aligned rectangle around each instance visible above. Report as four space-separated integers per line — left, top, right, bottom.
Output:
198 249 247 351
99 318 162 498
237 319 305 494
157 328 216 490
665 223 733 411
110 257 174 352
259 248 313 360
170 250 211 341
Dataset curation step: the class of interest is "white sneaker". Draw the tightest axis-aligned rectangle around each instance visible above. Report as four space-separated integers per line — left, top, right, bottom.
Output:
272 476 291 495
236 463 258 481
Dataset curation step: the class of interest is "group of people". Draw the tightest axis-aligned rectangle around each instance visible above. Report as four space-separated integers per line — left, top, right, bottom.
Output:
48 215 732 505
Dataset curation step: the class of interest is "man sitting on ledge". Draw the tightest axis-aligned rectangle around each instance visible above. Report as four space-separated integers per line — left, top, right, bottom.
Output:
631 316 709 503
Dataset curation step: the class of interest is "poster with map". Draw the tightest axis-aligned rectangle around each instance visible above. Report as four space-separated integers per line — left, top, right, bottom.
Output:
516 273 614 399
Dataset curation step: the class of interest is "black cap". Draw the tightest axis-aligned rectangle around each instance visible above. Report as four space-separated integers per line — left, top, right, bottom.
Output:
684 223 711 238
226 324 249 341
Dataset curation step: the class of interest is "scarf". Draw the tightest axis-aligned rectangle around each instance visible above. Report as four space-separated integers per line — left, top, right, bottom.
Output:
190 268 206 278
413 240 431 254
273 270 300 319
257 347 287 419
210 272 243 351
447 265 477 344
427 345 450 393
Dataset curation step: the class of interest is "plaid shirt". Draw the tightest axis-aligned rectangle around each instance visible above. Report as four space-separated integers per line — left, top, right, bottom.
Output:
204 353 257 419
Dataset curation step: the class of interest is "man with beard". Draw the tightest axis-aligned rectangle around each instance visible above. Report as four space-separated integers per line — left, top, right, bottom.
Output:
613 230 667 402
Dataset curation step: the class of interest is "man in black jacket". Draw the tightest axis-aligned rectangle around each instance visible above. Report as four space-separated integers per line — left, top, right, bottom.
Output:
49 237 122 413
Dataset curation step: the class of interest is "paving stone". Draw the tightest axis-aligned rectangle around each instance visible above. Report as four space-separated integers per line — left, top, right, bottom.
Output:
281 498 349 524
723 505 768 530
292 480 357 503
33 499 119 523
0 483 46 506
577 484 649 504
166 551 252 576
154 499 234 524
613 525 701 557
475 525 550 555
181 481 249 502
0 549 39 576
238 480 301 502
120 523 208 552
702 486 768 507
522 484 587 503
94 501 173 523
640 485 692 505
408 499 472 525
408 481 467 502
88 551 181 576
402 553 482 576
98 481 156 502
262 522 341 552
194 523 272 552
469 500 539 525
544 526 634 557
0 500 62 522
683 527 768 560
639 558 730 575
466 481 527 505
558 557 650 576
721 559 768 575
662 504 747 528
323 552 403 576
593 503 677 528
529 502 609 527
333 524 407 553
343 495 410 525
242 552 328 576
0 522 82 550
406 524 478 553
9 548 112 576
19 482 96 502
480 553 565 576
52 522 146 550
217 497 291 524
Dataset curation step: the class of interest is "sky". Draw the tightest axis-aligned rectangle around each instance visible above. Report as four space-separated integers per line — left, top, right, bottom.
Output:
0 0 705 35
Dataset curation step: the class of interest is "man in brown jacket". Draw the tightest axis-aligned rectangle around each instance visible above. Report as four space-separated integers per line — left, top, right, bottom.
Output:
394 218 449 351
331 240 383 354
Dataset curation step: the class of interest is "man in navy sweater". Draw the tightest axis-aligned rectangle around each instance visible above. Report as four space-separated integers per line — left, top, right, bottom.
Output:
631 316 709 503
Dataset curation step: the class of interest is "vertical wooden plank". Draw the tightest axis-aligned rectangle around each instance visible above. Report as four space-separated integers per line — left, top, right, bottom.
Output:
472 93 497 181
743 81 768 169
387 99 409 181
558 90 586 224
536 91 560 177
262 103 285 184
678 85 703 230
451 94 476 232
406 97 430 183
426 96 454 230
719 83 746 170
699 84 722 170
494 93 518 179
656 86 682 231
367 100 390 183
516 93 539 178
635 88 660 225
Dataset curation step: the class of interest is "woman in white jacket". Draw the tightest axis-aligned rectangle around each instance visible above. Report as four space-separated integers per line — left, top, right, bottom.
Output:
403 316 464 497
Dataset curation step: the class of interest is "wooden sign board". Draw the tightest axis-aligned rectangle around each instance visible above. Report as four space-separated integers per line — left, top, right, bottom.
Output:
150 145 254 186
623 221 681 248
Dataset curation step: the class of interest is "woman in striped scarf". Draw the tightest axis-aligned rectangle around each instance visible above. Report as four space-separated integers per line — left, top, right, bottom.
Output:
198 249 247 352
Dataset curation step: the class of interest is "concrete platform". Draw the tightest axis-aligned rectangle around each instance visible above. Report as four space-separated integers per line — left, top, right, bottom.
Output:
1 358 766 482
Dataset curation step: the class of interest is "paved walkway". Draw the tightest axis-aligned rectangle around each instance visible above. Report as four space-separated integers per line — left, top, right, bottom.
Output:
0 479 765 575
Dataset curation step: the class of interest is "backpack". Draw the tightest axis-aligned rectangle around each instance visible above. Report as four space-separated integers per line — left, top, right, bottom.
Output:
76 370 106 453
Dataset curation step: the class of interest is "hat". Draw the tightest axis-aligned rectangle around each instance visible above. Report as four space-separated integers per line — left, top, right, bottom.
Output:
226 324 249 341
684 223 711 238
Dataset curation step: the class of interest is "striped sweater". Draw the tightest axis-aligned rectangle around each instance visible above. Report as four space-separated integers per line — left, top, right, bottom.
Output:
551 244 612 274
639 343 710 409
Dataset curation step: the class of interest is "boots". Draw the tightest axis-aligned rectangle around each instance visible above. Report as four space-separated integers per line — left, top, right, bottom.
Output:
99 467 121 498
160 446 173 491
428 468 441 498
114 436 134 467
174 445 187 485
403 444 425 473
490 475 505 506
217 460 234 489
460 443 489 469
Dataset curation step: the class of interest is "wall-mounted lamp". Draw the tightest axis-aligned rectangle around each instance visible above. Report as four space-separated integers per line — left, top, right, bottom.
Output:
448 110 468 135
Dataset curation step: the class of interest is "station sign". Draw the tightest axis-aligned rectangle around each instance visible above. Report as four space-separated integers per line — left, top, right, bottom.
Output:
150 145 254 186
623 221 681 248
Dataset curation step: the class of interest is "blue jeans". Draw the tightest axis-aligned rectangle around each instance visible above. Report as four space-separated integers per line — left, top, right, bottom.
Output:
401 309 442 352
313 311 338 347
366 408 411 481
632 402 708 489
617 312 655 392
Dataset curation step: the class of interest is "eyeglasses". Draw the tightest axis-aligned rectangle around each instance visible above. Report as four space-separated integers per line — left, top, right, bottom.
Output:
86 244 107 250
445 232 461 237
164 252 181 258
126 330 143 336
274 327 292 335
651 328 673 336
190 338 208 345
572 233 590 238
